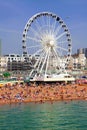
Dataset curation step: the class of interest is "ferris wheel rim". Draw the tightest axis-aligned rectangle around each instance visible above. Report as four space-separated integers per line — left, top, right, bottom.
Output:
22 11 72 55
22 12 72 78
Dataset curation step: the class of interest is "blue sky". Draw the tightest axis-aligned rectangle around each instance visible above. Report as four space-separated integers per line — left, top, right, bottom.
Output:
0 0 87 55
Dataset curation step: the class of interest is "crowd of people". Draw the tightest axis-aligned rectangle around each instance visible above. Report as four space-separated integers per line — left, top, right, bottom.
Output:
0 81 87 105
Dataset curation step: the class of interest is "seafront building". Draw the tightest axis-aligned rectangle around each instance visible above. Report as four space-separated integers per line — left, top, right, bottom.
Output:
0 54 34 72
77 48 87 58
0 56 7 72
0 49 87 73
71 52 86 70
3 54 25 71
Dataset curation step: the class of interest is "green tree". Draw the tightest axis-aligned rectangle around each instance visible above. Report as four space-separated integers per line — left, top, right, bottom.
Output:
3 72 11 78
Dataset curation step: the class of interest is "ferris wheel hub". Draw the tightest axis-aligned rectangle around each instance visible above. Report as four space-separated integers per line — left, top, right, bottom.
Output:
42 34 55 49
50 40 54 47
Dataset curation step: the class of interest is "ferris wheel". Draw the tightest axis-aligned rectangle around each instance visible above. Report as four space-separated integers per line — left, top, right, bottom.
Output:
22 12 72 79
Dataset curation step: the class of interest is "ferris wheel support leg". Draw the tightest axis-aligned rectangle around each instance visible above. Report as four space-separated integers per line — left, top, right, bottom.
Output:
29 49 43 77
36 52 45 72
29 56 41 77
39 50 49 74
45 49 50 77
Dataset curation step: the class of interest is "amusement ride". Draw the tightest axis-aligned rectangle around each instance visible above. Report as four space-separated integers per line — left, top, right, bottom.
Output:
22 12 75 82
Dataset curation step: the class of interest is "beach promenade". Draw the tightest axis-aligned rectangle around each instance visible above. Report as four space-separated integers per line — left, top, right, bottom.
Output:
0 82 87 105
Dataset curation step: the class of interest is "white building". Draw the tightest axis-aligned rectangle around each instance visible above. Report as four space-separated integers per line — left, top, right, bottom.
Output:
72 52 86 70
4 54 25 62
0 56 7 72
0 51 86 72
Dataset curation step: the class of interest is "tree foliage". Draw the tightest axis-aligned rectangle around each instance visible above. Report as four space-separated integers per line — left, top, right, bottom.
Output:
3 72 11 78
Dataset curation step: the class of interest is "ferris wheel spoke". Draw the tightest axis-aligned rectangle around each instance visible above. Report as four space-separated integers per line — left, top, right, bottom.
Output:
56 32 67 40
52 19 57 34
46 15 51 33
56 45 68 52
54 25 62 36
27 36 41 43
34 19 42 34
41 15 46 27
48 16 50 28
57 40 68 44
29 26 41 39
31 49 43 57
27 45 41 49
